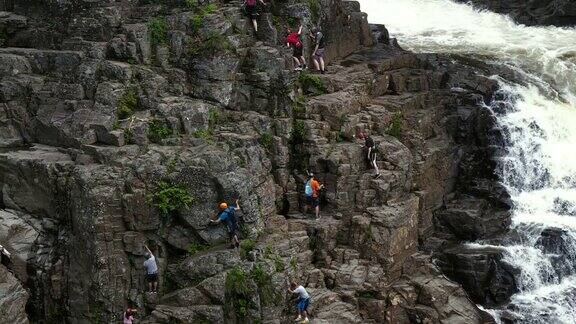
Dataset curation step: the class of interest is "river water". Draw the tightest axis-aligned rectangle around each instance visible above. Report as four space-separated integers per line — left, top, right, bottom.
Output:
358 0 576 322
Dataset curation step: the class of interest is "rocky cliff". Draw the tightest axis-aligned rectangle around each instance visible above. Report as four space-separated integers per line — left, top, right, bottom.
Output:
0 0 508 323
455 0 576 26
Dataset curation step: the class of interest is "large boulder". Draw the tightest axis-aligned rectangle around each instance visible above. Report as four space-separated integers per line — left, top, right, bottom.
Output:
437 246 518 307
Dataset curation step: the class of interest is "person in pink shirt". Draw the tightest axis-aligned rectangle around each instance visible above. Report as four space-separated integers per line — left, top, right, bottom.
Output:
123 308 137 324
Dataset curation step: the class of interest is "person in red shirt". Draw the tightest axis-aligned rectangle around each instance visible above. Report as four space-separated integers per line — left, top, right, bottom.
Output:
244 0 266 33
286 25 307 71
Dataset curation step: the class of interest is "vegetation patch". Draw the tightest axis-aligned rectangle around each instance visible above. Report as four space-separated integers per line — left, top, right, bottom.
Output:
226 266 255 320
148 181 193 216
386 112 403 138
148 119 172 143
189 31 234 57
240 239 256 259
289 120 309 172
259 132 274 151
0 26 7 47
148 17 168 45
187 241 208 256
274 255 285 272
117 88 138 119
297 72 327 96
124 128 134 144
358 291 378 299
251 264 279 306
187 2 217 32
306 0 320 21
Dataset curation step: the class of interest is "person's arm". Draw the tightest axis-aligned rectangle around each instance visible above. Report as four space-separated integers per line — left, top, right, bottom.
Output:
144 245 152 255
367 147 372 159
297 25 303 35
210 216 221 224
235 199 241 211
313 43 319 55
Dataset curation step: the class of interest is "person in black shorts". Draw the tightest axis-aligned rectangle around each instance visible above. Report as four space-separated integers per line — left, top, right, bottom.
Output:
356 131 381 178
286 25 307 71
244 0 267 33
310 28 327 74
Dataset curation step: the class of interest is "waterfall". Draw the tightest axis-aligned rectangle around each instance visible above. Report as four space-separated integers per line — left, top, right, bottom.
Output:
359 0 576 322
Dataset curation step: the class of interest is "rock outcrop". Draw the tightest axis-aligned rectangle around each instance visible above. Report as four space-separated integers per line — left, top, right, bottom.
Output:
0 0 510 323
456 0 576 26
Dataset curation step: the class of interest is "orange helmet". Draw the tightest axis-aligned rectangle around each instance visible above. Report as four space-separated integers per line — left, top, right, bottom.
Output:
219 202 228 210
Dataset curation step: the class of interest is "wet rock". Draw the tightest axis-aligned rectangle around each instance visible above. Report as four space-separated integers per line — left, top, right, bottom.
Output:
437 246 519 307
456 0 576 26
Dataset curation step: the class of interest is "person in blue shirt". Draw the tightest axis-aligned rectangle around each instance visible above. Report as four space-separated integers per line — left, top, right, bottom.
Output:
210 199 241 248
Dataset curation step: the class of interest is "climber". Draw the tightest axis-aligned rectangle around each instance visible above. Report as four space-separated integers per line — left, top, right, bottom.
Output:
286 25 307 71
123 308 137 324
210 200 241 248
355 132 381 178
304 173 324 219
143 245 159 293
310 27 326 74
288 281 310 323
244 0 267 33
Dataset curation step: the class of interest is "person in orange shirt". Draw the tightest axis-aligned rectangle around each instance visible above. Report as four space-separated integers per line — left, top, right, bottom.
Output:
304 173 324 219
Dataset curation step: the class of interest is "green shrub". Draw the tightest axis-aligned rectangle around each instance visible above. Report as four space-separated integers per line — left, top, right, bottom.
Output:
286 17 298 28
192 129 212 140
307 0 320 21
274 255 285 272
148 119 172 142
387 112 403 138
189 31 234 57
263 244 273 259
251 264 277 306
187 241 208 255
124 128 134 144
259 132 274 151
290 120 307 144
149 181 194 215
148 17 168 45
289 257 297 272
0 26 7 47
240 239 256 258
117 88 138 119
298 72 327 96
226 266 254 319
188 3 217 33
208 108 221 127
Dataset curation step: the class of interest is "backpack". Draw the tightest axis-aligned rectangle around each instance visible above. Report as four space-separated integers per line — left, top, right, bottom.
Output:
304 179 313 197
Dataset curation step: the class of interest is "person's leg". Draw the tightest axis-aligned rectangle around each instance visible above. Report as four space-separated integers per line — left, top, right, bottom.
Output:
153 280 158 292
148 280 153 292
314 198 320 219
252 19 258 32
293 56 301 69
313 57 320 71
319 57 325 72
300 56 307 68
372 153 380 174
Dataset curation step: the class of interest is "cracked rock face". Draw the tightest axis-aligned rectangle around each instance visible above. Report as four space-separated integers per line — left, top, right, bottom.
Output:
0 0 513 323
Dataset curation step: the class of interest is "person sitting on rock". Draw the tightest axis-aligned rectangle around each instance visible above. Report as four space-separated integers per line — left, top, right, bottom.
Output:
286 25 307 71
288 281 310 323
310 27 327 74
143 245 159 293
355 131 381 178
244 0 266 33
210 200 241 248
304 173 324 219
123 308 137 324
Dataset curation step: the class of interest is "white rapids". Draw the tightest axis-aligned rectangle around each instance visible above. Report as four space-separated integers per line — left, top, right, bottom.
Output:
359 0 576 322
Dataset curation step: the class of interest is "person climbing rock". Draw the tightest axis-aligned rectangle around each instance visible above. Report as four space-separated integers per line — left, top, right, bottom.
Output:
143 245 159 293
286 25 307 71
123 308 137 324
210 200 241 248
355 132 381 178
244 0 266 33
304 173 324 219
288 281 310 323
310 27 327 74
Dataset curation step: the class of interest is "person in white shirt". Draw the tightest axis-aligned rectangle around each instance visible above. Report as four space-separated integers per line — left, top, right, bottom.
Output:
143 245 158 293
288 281 310 323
